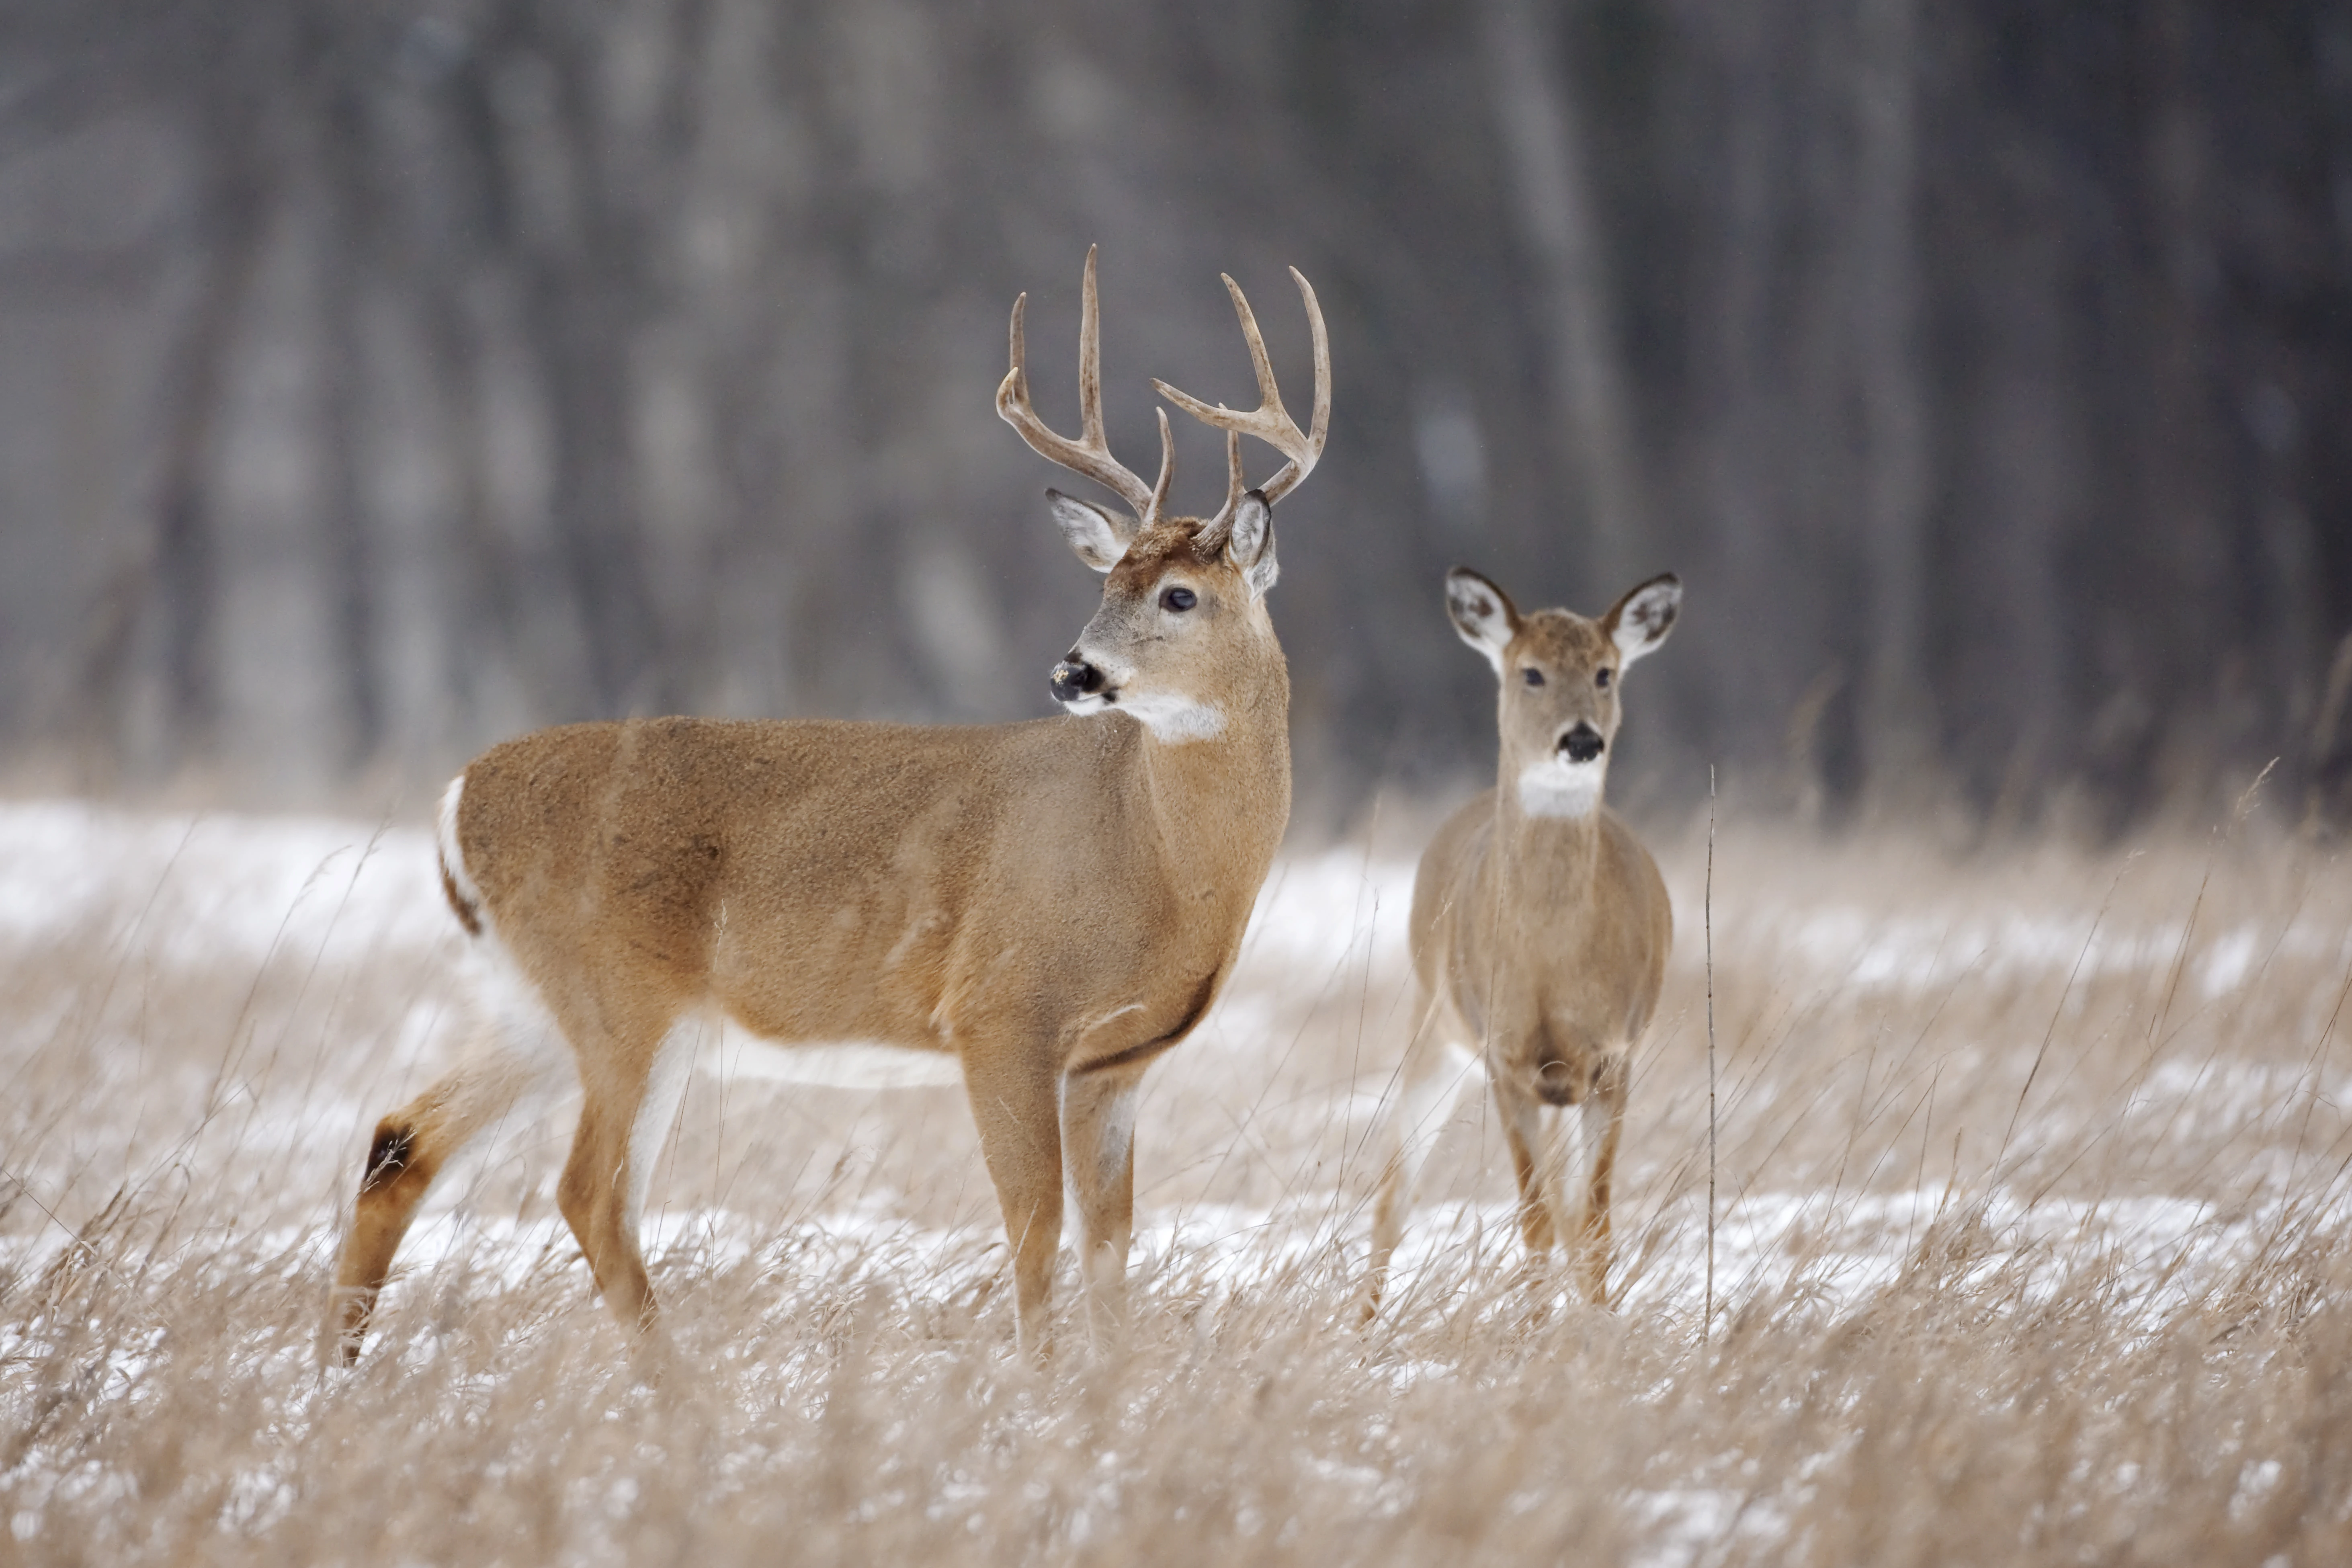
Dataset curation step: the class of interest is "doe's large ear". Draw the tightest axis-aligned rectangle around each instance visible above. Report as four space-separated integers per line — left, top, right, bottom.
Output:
1602 572 1681 667
1222 490 1278 598
1444 567 1520 675
1048 489 1127 572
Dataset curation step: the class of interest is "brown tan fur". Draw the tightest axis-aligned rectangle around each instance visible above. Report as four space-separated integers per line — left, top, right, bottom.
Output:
326 252 1327 1365
1366 566 1681 1313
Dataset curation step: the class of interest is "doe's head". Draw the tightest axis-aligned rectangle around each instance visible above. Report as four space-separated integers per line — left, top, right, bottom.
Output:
1444 566 1682 818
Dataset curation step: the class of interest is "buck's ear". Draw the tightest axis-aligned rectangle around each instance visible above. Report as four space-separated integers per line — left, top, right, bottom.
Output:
1602 572 1681 667
1445 567 1519 675
1048 490 1126 572
1223 491 1278 598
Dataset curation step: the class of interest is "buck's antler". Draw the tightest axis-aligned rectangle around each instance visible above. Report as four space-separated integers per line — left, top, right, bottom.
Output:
998 246 1173 539
1153 268 1330 530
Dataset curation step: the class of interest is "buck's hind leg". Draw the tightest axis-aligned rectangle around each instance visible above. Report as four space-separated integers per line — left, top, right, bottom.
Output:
326 1041 548 1365
1061 1064 1145 1353
554 1016 695 1339
965 1054 1065 1362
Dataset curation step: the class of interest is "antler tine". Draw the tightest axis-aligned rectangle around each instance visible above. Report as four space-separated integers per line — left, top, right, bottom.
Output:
1148 408 1176 525
1078 246 1105 447
1221 428 1244 523
1153 266 1331 523
1289 266 1332 486
997 246 1161 533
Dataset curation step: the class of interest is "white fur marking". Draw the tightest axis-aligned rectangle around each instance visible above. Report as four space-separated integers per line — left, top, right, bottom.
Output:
627 1021 699 1232
1517 758 1606 818
1094 1084 1139 1191
1611 579 1681 664
1049 491 1125 572
454 921 572 1081
1573 1090 1609 1228
1086 1001 1146 1035
1446 571 1512 674
1115 693 1227 743
715 1031 963 1089
435 775 482 916
1059 681 1226 742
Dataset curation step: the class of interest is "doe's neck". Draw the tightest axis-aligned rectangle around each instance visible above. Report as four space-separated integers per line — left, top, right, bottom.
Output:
1493 747 1608 877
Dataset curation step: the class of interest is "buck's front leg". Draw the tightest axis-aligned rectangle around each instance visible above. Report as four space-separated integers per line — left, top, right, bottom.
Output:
1060 1063 1144 1353
965 1054 1066 1361
554 1017 694 1348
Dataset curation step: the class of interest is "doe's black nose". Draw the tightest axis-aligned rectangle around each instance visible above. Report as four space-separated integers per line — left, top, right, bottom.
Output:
1050 657 1104 703
1560 723 1606 764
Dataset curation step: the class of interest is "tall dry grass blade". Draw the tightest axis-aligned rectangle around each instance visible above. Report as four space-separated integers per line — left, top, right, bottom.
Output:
1705 764 1718 1351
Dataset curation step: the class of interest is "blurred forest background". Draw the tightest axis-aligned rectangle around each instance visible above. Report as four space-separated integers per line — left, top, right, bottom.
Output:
1 0 2348 831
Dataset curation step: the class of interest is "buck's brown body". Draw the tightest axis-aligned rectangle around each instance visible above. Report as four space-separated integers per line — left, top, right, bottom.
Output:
326 249 1328 1364
1367 567 1681 1312
452 712 1286 1078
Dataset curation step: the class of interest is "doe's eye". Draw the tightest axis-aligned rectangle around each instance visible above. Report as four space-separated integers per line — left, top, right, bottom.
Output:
1595 667 1614 689
1162 586 1197 612
1521 668 1545 687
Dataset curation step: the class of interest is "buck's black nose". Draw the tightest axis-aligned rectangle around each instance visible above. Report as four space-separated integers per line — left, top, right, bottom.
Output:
1560 723 1605 764
1050 656 1104 703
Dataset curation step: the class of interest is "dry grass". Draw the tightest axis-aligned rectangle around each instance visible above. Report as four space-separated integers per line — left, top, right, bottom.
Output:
2 796 2350 1565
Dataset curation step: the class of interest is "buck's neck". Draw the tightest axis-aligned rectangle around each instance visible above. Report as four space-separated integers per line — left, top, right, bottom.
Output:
1131 645 1292 905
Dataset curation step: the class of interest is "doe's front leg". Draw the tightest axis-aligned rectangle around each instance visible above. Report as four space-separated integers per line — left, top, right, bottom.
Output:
1570 1060 1627 1308
1493 1076 1560 1257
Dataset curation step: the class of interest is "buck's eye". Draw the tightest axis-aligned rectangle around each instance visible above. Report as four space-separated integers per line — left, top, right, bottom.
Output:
1522 668 1544 687
1595 667 1614 689
1162 586 1197 612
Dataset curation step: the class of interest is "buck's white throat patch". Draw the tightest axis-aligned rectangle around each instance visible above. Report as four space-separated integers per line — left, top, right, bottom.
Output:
1517 757 1606 818
1114 692 1227 743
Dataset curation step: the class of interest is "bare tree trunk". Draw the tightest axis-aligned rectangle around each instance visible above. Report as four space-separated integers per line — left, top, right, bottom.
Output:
1479 0 1645 592
82 98 270 771
2137 0 2233 803
313 67 382 766
1698 0 1794 777
1852 0 1933 796
515 18 664 719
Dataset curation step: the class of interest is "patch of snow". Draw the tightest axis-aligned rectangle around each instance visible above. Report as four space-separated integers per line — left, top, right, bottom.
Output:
0 799 450 974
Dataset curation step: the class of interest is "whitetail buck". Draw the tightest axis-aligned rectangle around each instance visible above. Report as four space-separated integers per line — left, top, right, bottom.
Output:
325 249 1328 1363
1364 566 1680 1314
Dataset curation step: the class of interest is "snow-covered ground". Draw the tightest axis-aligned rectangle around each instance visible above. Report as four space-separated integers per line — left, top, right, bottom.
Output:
2 797 2340 1332
3 797 2349 1564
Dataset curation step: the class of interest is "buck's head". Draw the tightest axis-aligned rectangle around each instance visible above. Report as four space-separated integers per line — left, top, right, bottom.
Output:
999 248 1327 744
1445 567 1682 819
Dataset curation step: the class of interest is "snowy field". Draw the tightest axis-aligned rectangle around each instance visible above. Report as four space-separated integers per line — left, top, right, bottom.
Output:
2 795 2350 1564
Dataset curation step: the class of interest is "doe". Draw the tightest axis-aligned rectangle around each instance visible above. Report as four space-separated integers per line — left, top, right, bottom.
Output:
1365 565 1680 1313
